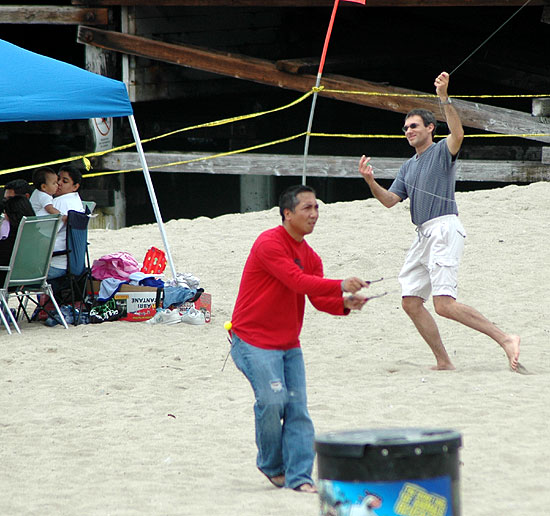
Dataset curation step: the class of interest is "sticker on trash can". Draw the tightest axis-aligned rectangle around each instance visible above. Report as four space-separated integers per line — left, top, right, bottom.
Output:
319 476 452 516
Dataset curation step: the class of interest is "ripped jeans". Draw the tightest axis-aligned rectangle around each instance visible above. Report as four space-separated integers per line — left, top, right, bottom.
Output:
230 333 315 488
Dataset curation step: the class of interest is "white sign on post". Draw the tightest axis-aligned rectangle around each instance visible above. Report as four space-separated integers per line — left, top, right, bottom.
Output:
90 117 113 152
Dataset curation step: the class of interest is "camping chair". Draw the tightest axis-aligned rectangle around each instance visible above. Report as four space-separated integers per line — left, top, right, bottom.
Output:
0 214 68 334
49 209 94 325
82 200 96 214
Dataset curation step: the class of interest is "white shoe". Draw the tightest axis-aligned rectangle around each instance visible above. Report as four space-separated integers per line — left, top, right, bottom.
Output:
180 307 205 325
146 309 181 325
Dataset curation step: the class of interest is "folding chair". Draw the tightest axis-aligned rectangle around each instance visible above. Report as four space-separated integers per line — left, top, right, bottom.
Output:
49 209 94 325
0 214 68 334
82 200 96 214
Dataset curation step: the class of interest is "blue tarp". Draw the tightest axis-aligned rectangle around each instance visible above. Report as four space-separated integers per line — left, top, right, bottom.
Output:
0 38 133 122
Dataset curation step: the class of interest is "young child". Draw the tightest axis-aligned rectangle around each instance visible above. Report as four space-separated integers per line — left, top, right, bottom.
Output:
30 167 62 218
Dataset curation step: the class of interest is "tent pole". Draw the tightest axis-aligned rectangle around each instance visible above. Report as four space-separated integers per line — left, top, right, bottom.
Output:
128 115 177 279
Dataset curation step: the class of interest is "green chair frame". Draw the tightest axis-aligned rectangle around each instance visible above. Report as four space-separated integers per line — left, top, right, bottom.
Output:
0 214 68 334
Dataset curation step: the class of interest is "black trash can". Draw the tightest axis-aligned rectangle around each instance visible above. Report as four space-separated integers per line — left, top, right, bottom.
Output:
315 428 462 516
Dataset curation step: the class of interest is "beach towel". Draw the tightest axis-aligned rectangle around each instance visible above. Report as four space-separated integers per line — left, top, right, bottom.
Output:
92 252 140 281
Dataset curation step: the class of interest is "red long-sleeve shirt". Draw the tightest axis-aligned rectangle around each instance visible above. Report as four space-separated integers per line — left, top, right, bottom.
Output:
231 225 347 350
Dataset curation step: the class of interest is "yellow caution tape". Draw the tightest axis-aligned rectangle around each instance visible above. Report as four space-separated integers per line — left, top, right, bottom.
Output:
321 88 550 99
1 85 549 181
311 132 550 139
0 90 314 177
83 133 308 178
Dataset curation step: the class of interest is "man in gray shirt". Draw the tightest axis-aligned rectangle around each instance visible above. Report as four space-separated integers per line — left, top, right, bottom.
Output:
359 71 520 371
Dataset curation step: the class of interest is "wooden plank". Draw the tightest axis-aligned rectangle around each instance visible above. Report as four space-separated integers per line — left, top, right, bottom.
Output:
533 98 550 116
276 56 370 75
132 6 277 33
99 152 550 182
77 27 550 144
0 6 108 25
276 57 319 75
72 1 550 7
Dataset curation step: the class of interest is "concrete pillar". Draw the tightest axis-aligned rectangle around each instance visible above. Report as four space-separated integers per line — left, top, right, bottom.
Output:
240 175 275 213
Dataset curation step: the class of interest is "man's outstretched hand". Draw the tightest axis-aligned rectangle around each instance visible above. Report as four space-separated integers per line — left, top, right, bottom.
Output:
344 294 368 310
342 277 368 294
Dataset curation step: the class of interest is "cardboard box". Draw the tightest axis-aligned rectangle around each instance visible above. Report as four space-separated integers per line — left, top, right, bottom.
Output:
90 280 211 323
88 280 160 321
115 288 162 321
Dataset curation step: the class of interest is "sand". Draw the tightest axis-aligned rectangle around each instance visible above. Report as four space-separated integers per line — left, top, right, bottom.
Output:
1 182 549 515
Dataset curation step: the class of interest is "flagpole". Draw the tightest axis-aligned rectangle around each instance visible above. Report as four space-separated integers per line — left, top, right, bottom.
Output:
302 74 322 185
302 0 340 185
301 0 365 185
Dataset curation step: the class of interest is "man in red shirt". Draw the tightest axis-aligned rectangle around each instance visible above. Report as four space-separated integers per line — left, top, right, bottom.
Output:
230 185 368 493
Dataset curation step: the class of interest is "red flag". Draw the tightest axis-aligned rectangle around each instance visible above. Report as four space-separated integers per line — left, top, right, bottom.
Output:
318 0 366 75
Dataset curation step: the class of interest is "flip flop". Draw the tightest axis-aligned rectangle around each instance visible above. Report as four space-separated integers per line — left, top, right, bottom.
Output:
258 468 285 488
293 483 318 494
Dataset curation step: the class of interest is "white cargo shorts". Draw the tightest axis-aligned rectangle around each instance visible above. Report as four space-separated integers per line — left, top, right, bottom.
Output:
399 215 466 301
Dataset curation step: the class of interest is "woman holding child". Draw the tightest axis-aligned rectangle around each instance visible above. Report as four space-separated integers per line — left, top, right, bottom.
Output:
47 165 85 279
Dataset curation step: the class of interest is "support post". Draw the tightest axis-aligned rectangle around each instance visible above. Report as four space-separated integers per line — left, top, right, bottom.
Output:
128 115 177 279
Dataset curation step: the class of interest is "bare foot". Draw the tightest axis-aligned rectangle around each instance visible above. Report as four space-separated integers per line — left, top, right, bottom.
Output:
269 474 285 488
431 362 455 371
501 334 520 371
258 468 285 488
293 483 318 494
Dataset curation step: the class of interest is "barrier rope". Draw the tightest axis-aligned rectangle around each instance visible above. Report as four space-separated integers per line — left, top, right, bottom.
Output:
0 90 314 178
82 132 308 178
1 86 549 183
310 132 550 139
320 88 550 99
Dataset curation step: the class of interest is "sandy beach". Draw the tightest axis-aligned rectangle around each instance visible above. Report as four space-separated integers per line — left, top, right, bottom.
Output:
1 181 549 515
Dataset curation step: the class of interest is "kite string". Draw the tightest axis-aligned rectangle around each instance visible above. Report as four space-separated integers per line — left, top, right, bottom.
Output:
449 0 533 76
371 165 457 205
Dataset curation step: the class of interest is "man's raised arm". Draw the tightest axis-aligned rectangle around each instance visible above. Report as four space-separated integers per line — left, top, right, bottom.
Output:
435 71 464 156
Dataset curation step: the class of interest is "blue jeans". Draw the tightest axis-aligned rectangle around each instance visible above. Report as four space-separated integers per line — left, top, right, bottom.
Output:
231 333 315 488
48 266 66 280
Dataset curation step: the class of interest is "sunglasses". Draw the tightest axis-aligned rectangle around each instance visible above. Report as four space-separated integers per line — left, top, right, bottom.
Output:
402 122 422 133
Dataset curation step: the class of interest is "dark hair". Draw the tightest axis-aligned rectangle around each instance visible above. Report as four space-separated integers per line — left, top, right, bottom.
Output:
4 195 35 237
279 185 316 223
58 165 82 187
405 108 437 139
32 167 57 190
4 179 32 196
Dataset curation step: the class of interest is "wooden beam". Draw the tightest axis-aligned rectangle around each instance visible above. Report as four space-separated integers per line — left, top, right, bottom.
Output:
77 27 550 144
98 152 550 182
533 98 550 116
0 6 109 25
71 1 550 7
276 56 370 75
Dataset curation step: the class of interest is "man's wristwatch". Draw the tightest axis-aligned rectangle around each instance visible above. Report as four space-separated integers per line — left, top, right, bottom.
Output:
440 98 453 105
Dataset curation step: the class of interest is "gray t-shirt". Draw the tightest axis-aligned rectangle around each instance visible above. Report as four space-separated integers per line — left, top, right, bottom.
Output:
389 138 458 226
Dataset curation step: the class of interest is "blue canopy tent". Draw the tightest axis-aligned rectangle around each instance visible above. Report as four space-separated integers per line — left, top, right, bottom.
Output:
0 38 176 277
